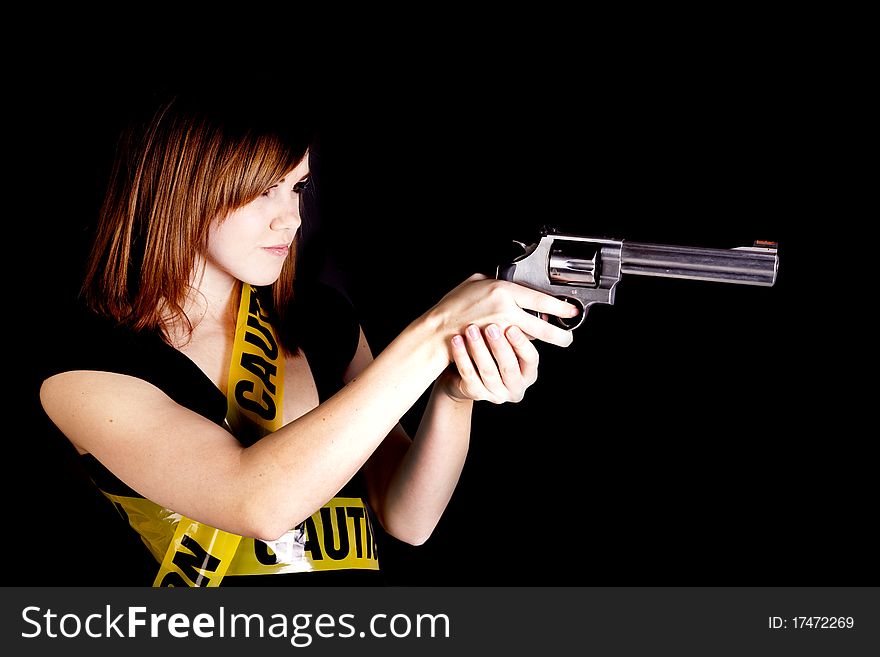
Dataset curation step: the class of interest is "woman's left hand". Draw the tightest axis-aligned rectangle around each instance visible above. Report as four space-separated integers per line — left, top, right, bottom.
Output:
439 323 541 404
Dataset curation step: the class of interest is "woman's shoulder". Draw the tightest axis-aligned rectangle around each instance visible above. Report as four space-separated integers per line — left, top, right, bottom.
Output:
40 298 138 378
40 297 226 421
41 298 178 385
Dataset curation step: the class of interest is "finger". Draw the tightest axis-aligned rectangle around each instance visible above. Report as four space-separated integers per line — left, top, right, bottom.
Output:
505 326 539 385
464 324 507 399
502 281 580 319
484 324 525 395
516 312 575 348
450 334 487 399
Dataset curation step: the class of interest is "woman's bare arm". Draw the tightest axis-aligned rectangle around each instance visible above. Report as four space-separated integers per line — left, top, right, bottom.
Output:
41 277 575 541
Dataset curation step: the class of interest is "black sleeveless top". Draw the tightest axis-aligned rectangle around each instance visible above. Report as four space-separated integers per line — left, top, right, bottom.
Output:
43 282 384 586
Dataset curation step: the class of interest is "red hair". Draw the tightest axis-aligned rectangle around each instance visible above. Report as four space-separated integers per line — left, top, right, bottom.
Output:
82 91 313 351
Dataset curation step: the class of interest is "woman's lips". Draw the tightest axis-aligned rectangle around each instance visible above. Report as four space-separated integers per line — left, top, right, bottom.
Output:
262 245 289 257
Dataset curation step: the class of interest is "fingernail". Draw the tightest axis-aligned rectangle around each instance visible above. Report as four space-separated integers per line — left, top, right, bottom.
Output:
486 324 501 340
452 335 464 348
467 324 480 340
506 326 523 343
568 304 580 316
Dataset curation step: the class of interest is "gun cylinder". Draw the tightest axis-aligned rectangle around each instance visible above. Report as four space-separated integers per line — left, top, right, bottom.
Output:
549 249 598 286
620 242 778 286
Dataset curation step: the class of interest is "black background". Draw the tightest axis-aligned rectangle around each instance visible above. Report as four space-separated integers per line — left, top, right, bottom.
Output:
7 32 868 587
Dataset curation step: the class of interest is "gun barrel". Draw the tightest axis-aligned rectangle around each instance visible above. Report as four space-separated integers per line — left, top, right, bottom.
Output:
620 241 778 286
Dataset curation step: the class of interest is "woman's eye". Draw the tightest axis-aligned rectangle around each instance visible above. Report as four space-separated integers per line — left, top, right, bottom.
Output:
262 185 278 198
293 178 311 194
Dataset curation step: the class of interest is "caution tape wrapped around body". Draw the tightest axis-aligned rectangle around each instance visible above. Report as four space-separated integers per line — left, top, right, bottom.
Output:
101 284 379 586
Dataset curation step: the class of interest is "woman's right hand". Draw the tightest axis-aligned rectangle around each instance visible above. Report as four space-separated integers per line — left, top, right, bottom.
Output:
427 273 580 353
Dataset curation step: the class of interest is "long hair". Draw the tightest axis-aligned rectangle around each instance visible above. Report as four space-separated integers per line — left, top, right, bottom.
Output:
82 89 313 351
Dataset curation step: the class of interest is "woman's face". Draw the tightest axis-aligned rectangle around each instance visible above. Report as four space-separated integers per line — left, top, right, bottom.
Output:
205 156 310 287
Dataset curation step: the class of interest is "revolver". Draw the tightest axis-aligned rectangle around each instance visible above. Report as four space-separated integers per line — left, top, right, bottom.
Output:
496 227 779 329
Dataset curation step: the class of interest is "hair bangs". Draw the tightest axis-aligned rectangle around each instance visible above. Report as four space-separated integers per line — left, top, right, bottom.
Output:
219 131 307 217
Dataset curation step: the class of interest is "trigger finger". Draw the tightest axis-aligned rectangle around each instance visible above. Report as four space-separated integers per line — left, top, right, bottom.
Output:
520 314 574 348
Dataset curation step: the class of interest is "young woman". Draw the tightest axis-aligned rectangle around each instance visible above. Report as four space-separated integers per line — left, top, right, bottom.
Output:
39 90 577 586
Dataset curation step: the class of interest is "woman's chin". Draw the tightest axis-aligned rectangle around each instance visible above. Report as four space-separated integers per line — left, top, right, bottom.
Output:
241 271 283 287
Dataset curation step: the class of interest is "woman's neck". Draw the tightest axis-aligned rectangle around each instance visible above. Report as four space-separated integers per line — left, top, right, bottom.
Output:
166 260 240 347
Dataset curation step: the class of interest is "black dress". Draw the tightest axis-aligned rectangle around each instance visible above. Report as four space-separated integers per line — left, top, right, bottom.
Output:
39 282 385 586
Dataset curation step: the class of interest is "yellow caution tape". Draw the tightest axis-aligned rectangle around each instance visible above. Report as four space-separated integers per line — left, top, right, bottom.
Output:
98 284 377 586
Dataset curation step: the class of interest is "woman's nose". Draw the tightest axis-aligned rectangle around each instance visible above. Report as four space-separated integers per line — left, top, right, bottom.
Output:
270 196 302 232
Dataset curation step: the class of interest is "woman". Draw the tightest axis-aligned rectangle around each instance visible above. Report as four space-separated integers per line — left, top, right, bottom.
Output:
39 89 578 586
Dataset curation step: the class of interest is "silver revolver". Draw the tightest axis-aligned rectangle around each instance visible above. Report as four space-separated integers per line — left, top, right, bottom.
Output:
496 227 779 329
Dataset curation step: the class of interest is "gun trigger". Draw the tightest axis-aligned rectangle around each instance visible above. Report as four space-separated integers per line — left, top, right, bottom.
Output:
553 304 587 331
